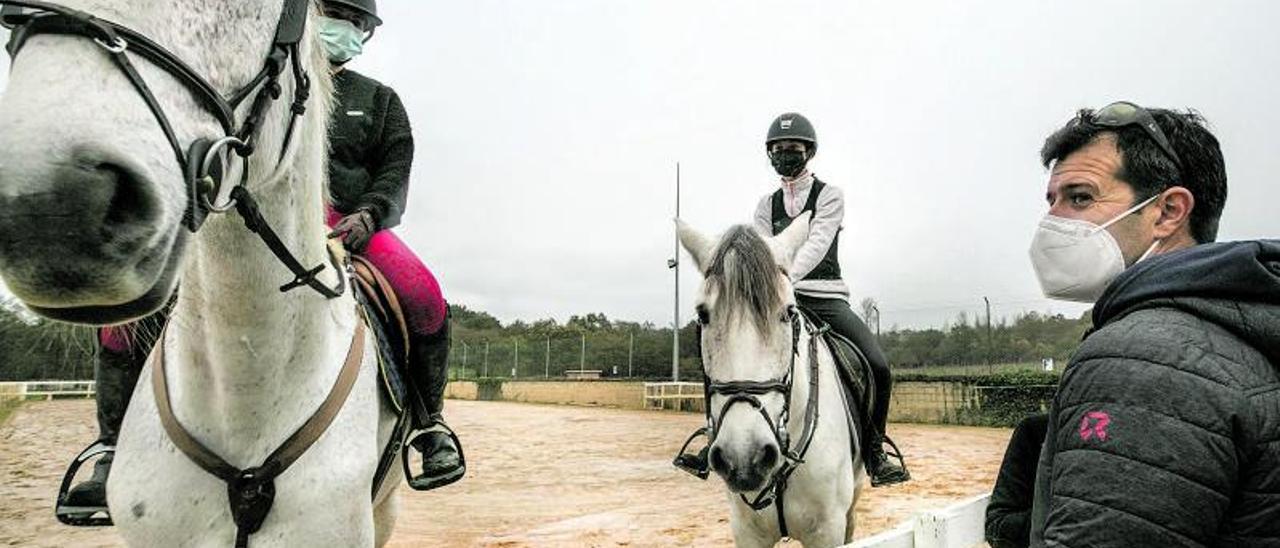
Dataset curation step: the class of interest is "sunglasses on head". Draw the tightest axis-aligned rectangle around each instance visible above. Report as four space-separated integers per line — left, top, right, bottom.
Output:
1091 101 1184 172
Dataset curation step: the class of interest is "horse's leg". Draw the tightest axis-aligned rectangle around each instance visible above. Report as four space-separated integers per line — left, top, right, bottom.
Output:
372 490 399 547
727 502 777 548
372 376 405 547
844 476 864 543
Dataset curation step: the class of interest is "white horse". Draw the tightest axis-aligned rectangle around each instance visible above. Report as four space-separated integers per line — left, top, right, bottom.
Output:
677 214 863 548
0 0 400 545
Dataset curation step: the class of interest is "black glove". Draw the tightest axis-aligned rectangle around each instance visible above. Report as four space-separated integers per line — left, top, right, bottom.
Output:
328 209 376 252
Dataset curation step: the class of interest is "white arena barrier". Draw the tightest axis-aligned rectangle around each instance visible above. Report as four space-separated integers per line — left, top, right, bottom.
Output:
643 381 704 411
0 380 96 400
848 493 990 548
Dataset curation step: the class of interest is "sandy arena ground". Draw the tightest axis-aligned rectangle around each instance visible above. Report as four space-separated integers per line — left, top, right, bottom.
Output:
0 399 1011 547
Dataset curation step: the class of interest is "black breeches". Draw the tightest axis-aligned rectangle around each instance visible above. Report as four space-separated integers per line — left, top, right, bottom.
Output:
797 294 893 433
95 307 169 445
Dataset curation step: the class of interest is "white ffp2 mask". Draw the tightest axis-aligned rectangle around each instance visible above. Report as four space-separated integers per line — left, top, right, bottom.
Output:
1029 194 1161 303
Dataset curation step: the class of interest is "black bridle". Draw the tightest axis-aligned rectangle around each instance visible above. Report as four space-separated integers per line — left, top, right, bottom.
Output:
676 305 825 539
0 0 345 299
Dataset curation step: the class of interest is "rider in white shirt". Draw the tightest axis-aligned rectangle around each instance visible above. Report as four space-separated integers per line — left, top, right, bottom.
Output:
754 112 909 487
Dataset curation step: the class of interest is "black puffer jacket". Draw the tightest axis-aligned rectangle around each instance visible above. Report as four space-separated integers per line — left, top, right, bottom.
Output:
1030 240 1280 547
328 69 413 230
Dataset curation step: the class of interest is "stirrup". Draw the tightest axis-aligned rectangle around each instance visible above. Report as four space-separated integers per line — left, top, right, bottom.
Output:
55 441 114 527
868 434 911 487
401 422 466 491
672 427 711 480
882 434 909 474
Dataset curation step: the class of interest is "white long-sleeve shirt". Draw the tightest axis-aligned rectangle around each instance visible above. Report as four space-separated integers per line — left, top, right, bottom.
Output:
753 171 850 301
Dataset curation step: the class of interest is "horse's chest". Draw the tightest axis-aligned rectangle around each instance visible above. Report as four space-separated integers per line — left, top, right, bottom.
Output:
109 362 383 546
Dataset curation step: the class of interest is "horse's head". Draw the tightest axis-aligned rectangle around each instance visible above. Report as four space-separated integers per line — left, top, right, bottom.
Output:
678 213 810 493
0 0 322 324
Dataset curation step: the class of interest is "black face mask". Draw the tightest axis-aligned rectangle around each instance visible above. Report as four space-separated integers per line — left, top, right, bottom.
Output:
770 150 808 178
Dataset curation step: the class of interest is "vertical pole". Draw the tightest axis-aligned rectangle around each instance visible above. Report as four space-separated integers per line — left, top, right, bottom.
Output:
514 338 519 378
580 332 586 371
483 341 489 378
871 304 881 342
673 161 681 382
984 296 993 374
628 332 634 378
545 336 550 378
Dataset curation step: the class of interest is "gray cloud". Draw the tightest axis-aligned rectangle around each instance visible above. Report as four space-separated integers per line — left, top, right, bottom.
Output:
2 1 1277 328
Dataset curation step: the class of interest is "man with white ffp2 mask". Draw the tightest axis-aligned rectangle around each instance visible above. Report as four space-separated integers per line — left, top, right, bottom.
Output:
1027 102 1280 547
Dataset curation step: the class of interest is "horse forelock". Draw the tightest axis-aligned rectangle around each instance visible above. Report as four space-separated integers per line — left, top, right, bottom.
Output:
705 226 784 335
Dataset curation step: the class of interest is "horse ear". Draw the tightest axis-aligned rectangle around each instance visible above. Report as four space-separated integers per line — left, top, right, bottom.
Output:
676 219 716 273
769 211 811 268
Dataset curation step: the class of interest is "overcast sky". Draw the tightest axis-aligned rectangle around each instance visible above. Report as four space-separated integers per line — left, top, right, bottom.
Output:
2 1 1278 329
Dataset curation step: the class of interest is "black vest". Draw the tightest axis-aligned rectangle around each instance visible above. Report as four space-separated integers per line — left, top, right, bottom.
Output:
770 178 841 281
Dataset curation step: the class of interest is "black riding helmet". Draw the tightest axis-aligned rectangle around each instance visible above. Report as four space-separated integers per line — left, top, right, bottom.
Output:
324 0 382 29
765 112 817 154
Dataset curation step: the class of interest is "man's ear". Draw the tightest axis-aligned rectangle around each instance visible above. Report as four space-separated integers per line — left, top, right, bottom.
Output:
1152 186 1195 240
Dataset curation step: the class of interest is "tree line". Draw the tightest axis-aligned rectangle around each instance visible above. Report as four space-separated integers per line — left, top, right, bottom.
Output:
0 300 1091 382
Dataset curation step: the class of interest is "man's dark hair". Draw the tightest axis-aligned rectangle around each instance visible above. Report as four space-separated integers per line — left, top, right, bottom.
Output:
1040 107 1228 243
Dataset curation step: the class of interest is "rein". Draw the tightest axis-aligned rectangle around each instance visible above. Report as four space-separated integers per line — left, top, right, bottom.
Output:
0 0 344 299
682 306 827 539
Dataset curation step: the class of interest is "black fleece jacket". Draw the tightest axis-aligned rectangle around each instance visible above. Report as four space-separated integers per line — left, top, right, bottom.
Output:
328 69 413 229
987 413 1049 548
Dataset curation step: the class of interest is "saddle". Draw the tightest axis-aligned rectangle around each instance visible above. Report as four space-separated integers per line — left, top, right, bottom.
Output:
797 307 874 460
349 255 415 497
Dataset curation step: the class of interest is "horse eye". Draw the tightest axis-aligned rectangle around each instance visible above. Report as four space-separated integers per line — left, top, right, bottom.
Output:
696 305 711 325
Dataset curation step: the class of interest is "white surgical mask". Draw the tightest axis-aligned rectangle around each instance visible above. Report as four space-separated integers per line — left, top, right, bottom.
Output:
1029 193 1162 303
318 16 364 64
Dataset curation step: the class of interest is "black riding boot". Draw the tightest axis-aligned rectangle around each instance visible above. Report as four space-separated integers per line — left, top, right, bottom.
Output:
404 320 464 491
63 344 143 509
864 396 910 486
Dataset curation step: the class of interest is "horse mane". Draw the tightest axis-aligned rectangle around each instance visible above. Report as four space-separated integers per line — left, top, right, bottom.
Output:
704 225 784 335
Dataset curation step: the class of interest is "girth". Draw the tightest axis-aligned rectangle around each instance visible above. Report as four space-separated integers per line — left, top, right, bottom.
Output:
151 317 366 548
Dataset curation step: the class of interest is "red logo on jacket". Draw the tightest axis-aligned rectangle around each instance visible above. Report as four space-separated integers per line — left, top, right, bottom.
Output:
1079 411 1111 441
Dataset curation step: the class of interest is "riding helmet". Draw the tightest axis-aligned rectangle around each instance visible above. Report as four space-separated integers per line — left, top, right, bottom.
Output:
765 112 817 154
325 0 382 28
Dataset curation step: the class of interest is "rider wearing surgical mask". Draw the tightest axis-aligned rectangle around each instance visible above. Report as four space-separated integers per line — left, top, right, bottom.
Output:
753 113 910 487
319 0 464 492
1027 103 1280 546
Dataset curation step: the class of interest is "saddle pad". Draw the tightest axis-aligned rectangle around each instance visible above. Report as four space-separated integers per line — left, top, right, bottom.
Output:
824 330 874 417
797 307 875 447
352 256 409 415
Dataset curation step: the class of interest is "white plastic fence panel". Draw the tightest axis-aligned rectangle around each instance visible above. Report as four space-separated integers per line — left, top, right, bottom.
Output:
0 380 96 400
850 520 914 547
846 493 990 548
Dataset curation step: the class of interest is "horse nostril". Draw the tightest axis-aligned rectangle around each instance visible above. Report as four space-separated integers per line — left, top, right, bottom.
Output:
755 444 779 471
97 162 157 229
709 446 729 474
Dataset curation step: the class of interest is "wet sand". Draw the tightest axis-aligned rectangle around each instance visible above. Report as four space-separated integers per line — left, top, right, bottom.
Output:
0 399 1011 547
